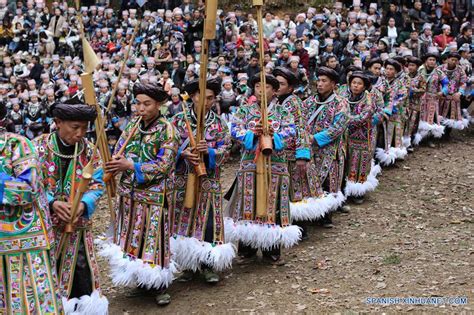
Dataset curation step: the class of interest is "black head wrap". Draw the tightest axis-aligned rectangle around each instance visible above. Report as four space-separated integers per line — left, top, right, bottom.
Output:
273 67 299 87
406 56 423 66
384 59 402 73
133 82 169 102
317 67 339 83
348 71 371 89
422 52 439 62
183 78 222 96
365 57 383 69
51 103 97 121
447 52 461 60
249 73 280 91
392 56 407 67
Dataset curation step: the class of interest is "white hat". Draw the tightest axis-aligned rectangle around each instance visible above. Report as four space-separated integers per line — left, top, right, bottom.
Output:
441 24 450 31
288 56 300 63
222 76 233 85
369 3 377 9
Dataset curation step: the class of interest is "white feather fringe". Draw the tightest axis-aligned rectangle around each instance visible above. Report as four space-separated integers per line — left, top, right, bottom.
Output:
390 146 408 160
344 161 382 198
95 239 177 290
62 290 108 315
441 117 470 130
402 136 411 148
462 109 474 124
170 236 236 272
418 120 445 139
224 218 302 251
413 132 423 146
375 147 396 166
291 194 336 221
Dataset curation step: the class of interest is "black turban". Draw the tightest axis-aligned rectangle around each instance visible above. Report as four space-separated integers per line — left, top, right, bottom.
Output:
249 73 280 91
133 83 169 102
447 52 461 60
365 58 383 69
384 59 402 73
422 52 439 62
348 71 371 89
273 67 299 87
317 67 339 83
406 56 423 66
183 78 221 96
51 103 97 122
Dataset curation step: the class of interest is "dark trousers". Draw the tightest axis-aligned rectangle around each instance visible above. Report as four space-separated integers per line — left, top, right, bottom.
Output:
238 242 281 260
68 239 93 299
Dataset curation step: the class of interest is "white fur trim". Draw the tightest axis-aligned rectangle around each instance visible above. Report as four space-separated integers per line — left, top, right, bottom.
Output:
96 239 177 290
418 120 445 139
402 136 411 148
390 146 407 160
290 192 339 221
462 109 474 124
441 117 469 130
344 161 381 198
331 191 346 211
170 236 236 272
375 147 396 166
413 132 423 146
224 218 302 251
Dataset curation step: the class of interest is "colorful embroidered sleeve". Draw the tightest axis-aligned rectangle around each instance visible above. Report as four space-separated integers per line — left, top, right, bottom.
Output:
207 116 231 169
313 99 349 148
80 143 105 219
349 92 376 128
274 103 297 151
0 136 39 206
230 103 252 143
289 97 311 160
134 119 179 185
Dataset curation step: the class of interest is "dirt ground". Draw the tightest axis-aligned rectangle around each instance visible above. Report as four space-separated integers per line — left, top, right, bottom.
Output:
93 127 473 314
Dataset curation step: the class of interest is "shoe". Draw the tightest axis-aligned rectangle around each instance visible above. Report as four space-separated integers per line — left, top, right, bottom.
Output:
155 292 171 306
202 269 220 284
407 146 414 153
428 141 436 148
262 255 286 266
126 287 156 298
236 255 257 265
177 270 194 282
323 222 334 228
352 197 364 205
339 205 351 213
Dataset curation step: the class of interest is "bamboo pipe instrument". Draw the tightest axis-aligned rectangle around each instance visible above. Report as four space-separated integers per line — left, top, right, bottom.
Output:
181 102 207 177
195 0 217 168
69 142 79 203
64 145 97 233
102 116 143 183
254 0 272 219
254 1 272 156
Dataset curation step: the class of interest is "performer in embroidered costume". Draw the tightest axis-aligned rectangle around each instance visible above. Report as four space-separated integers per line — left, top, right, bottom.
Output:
170 79 235 283
404 56 427 150
374 59 409 166
101 83 179 306
0 104 63 314
34 103 107 314
339 71 380 204
273 67 336 233
438 52 469 132
418 50 449 146
303 67 349 228
225 73 301 264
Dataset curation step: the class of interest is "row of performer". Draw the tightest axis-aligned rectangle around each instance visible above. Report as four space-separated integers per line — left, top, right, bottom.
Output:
0 51 471 313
